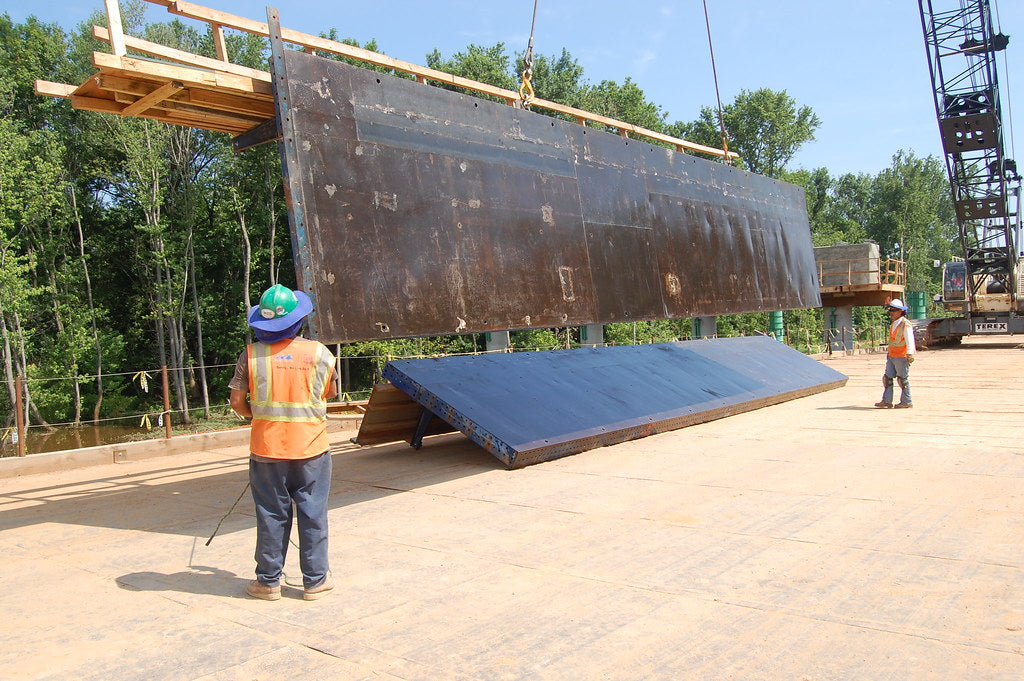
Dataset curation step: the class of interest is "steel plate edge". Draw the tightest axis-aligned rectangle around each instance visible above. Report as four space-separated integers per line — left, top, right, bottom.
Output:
268 8 320 337
382 363 518 468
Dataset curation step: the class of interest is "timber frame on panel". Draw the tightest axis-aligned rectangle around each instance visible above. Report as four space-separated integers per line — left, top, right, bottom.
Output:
35 0 739 158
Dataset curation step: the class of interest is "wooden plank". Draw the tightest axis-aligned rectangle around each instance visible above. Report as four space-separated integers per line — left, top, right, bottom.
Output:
160 99 266 126
32 1 733 158
92 51 273 97
34 80 78 98
93 25 270 83
184 88 274 116
103 0 127 56
70 92 246 134
111 89 266 128
157 0 736 159
354 383 455 446
211 23 228 62
120 80 183 116
97 74 274 117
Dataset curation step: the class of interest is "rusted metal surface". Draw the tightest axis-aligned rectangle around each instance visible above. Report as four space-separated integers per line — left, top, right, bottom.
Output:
378 337 847 468
271 49 820 344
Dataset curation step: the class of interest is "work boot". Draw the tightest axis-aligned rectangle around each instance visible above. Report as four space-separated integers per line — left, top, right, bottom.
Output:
303 575 335 601
245 580 281 601
874 401 893 409
894 403 913 409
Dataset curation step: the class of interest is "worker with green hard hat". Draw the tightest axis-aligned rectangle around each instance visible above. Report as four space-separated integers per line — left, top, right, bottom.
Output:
875 298 916 409
228 283 338 600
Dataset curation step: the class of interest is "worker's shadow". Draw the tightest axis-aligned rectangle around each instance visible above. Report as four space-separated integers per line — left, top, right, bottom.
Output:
116 565 248 598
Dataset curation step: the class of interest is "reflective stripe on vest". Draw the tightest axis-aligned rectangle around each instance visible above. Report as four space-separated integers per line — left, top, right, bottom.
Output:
889 319 908 358
249 339 333 422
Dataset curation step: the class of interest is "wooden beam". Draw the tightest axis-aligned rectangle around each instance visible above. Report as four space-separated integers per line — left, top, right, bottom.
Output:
163 1 523 98
183 88 275 117
211 23 228 61
34 80 78 98
93 26 269 82
96 74 275 117
70 93 247 134
78 0 729 159
159 99 266 126
119 80 183 116
92 51 273 97
153 0 737 159
111 90 265 128
103 0 127 56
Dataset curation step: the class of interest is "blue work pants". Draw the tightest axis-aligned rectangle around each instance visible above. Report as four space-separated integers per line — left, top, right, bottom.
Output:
249 451 332 589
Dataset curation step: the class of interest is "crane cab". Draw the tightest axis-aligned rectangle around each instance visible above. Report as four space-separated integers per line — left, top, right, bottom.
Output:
940 261 967 313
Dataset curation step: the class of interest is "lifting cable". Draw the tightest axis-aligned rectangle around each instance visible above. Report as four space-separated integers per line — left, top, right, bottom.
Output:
702 0 732 164
518 0 540 109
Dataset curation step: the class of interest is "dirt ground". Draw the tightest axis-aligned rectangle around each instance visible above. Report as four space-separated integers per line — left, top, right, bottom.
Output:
1 337 1022 680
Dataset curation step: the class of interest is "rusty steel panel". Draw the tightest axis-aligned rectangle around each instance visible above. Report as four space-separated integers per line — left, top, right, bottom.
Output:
380 336 848 468
272 49 819 343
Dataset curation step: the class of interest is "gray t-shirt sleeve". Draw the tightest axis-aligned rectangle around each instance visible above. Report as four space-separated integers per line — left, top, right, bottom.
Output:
227 349 249 392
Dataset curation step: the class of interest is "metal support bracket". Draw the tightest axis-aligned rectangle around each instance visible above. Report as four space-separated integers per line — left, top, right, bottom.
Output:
411 408 435 450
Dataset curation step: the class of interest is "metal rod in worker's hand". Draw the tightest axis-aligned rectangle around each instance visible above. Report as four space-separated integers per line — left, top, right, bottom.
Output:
206 482 251 546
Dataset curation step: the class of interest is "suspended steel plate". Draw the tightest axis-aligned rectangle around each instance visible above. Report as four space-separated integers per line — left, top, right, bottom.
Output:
271 50 820 344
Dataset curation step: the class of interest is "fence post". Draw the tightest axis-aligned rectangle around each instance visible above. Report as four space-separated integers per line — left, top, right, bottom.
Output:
14 375 26 457
161 365 172 439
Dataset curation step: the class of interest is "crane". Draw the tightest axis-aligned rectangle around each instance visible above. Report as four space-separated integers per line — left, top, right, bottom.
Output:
919 0 1023 340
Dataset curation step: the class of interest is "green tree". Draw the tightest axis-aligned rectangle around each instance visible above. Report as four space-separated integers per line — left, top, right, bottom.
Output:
868 150 956 294
678 88 821 177
425 43 518 99
580 77 668 133
0 115 68 427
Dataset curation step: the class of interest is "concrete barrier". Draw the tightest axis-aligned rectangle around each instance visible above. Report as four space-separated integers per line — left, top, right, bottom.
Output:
0 415 362 479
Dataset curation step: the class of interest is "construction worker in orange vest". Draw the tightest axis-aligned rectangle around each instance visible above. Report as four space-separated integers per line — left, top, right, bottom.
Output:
875 298 915 409
229 284 338 601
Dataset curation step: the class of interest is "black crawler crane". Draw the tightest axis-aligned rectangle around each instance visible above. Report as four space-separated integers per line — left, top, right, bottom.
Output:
919 0 1024 341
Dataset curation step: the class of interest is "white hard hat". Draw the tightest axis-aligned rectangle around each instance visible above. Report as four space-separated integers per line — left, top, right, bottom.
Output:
886 298 908 311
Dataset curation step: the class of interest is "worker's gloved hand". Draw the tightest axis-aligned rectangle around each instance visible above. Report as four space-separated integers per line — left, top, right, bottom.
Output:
907 355 915 364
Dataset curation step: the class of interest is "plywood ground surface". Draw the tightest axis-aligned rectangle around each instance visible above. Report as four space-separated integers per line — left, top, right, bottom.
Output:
1 337 1022 680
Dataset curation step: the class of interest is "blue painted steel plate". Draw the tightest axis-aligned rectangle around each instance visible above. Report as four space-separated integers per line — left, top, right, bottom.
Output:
382 336 847 468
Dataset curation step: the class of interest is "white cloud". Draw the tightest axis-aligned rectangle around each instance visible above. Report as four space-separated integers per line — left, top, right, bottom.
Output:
634 49 657 73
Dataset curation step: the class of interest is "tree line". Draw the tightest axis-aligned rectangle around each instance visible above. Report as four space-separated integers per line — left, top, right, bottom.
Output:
0 4 956 433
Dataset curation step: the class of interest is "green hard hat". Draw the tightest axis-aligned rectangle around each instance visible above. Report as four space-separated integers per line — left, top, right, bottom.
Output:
258 284 298 320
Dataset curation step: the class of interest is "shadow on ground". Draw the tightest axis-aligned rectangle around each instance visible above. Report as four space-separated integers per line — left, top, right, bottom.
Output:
0 432 501 538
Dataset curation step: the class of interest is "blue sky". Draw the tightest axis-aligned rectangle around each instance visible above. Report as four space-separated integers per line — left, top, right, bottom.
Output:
7 0 1024 177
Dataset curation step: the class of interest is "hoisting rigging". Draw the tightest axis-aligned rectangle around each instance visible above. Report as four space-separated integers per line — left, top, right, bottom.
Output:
518 0 539 109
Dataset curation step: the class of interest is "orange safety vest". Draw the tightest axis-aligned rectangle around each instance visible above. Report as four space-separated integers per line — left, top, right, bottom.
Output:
888 317 910 358
247 337 335 460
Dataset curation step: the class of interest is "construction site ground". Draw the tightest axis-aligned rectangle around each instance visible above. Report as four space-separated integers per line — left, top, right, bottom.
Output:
2 337 1022 680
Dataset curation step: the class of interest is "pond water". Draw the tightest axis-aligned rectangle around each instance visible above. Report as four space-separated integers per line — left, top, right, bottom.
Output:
1 423 164 457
